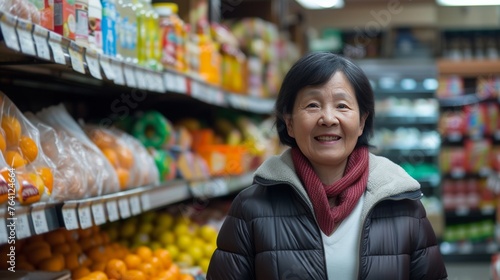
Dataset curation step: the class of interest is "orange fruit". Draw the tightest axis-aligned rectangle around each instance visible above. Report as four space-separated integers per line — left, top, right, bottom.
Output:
101 148 119 168
27 246 52 265
4 150 26 168
150 256 164 272
154 248 172 269
72 267 91 279
37 253 65 272
87 271 109 280
67 242 83 255
17 260 35 271
137 262 156 278
90 129 115 149
0 132 6 153
90 261 107 272
104 258 127 279
36 167 54 195
135 246 153 262
116 167 129 189
122 270 146 280
52 243 70 255
116 146 134 169
1 115 21 147
64 252 80 270
18 135 38 163
44 229 66 246
180 273 195 280
87 246 107 262
123 253 142 270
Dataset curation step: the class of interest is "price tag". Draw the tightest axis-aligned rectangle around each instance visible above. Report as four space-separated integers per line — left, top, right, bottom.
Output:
62 203 79 230
0 211 8 244
31 205 49 235
154 72 165 92
129 195 141 216
191 80 200 98
33 25 51 60
111 59 125 85
176 75 187 93
91 202 106 225
0 12 20 51
123 64 137 88
85 48 102 80
68 42 85 74
164 72 175 91
145 71 156 91
16 213 31 239
99 55 115 80
135 68 147 90
106 199 119 222
48 32 66 64
140 192 151 211
16 19 36 56
78 203 93 229
118 197 131 219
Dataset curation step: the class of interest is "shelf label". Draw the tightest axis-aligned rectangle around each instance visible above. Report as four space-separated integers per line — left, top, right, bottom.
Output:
78 203 93 229
68 42 85 74
48 32 66 65
91 202 106 226
140 193 151 211
118 197 131 219
85 48 102 80
31 205 49 235
16 212 31 239
129 195 141 216
99 55 115 80
33 25 51 61
106 199 119 222
191 80 202 98
134 68 147 90
110 59 125 85
0 211 7 244
163 72 175 91
176 75 187 93
123 64 137 88
145 70 156 91
16 19 36 56
208 178 229 197
62 203 79 230
0 12 20 51
153 72 165 92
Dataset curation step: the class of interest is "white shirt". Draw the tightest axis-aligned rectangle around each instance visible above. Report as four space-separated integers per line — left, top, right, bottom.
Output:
321 194 365 280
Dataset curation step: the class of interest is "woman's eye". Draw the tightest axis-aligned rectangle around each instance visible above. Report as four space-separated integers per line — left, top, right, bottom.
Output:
338 103 348 109
306 103 319 108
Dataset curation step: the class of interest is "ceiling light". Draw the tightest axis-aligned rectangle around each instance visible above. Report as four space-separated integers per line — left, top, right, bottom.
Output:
437 0 500 6
295 0 344 9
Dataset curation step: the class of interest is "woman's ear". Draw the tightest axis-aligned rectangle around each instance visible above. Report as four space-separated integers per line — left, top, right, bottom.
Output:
358 113 368 136
284 115 295 138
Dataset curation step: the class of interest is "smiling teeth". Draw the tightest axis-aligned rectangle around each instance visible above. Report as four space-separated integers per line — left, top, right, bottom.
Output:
316 136 340 141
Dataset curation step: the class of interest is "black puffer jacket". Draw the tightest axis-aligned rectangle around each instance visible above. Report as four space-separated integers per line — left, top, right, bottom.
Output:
207 151 448 280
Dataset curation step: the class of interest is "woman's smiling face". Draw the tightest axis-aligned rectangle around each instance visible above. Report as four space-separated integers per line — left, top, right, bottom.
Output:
285 71 367 174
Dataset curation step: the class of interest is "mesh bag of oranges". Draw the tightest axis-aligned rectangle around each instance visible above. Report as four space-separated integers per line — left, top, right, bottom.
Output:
25 112 90 201
0 92 57 206
84 125 160 190
36 104 120 196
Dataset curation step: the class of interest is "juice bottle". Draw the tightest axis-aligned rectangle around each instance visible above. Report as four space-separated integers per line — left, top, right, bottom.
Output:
153 2 176 70
101 0 117 56
134 0 146 65
88 0 102 52
116 0 137 63
143 0 160 70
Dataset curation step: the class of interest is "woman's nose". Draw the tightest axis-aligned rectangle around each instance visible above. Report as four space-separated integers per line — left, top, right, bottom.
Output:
318 110 339 126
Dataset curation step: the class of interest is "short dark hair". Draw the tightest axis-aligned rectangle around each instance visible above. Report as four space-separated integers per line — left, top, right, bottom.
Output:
274 52 374 148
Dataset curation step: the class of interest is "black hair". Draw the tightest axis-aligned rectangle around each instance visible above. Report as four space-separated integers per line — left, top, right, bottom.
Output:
274 52 374 148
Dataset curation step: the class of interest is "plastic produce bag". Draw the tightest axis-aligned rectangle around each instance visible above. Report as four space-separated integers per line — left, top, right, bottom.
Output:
0 92 56 205
25 112 89 201
36 104 120 197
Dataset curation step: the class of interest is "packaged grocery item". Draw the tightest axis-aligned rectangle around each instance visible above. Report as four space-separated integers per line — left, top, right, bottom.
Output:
116 0 137 63
101 0 117 56
88 0 102 52
74 0 89 46
28 0 54 29
54 0 76 39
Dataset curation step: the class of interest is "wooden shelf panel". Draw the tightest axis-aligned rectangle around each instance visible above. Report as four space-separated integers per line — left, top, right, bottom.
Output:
437 59 500 76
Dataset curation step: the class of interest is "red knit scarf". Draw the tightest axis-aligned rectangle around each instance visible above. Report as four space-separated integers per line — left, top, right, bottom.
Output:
291 146 369 235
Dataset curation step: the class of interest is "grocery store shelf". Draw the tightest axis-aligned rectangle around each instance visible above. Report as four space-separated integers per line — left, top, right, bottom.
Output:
437 59 500 76
375 115 438 125
438 94 495 107
441 241 497 262
0 11 275 115
0 172 254 245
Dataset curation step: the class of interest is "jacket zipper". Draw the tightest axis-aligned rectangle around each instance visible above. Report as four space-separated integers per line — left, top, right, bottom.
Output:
356 190 423 280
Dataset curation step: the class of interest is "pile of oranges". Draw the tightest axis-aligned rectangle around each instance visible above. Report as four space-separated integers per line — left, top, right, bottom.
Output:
0 226 195 280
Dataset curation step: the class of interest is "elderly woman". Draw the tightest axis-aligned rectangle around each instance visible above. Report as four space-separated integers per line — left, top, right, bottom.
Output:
207 52 447 280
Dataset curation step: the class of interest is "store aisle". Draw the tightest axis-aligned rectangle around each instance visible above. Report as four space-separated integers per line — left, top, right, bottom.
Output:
446 261 491 280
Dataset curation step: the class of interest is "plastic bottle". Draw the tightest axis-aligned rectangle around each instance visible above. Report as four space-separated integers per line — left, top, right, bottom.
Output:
153 2 176 70
75 0 89 47
101 0 117 56
88 0 102 52
116 0 137 63
143 0 160 70
134 0 147 65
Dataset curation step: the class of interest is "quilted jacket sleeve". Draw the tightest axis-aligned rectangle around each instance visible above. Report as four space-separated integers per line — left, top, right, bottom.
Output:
206 192 254 280
410 201 448 280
